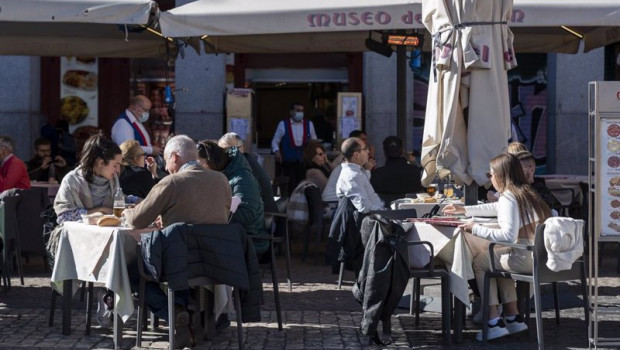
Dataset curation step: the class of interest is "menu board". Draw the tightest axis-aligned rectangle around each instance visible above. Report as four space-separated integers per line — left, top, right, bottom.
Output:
60 57 98 133
600 119 620 235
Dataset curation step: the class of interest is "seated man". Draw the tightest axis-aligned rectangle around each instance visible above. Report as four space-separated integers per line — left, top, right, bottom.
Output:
336 137 385 213
371 136 423 204
123 135 232 348
26 137 68 183
0 136 31 192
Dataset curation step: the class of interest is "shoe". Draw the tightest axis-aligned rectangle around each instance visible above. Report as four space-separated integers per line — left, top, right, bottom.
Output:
476 319 510 341
215 313 231 332
96 290 114 328
174 305 194 349
505 314 528 334
472 304 502 325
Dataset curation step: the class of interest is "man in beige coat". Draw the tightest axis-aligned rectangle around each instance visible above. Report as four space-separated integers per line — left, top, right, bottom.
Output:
124 134 232 348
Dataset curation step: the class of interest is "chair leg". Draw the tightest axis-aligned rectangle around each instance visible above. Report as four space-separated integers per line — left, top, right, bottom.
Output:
85 282 93 335
414 277 421 327
285 223 292 292
168 288 175 350
408 278 414 315
337 262 345 289
580 264 590 326
552 282 560 324
532 279 544 350
270 245 283 331
233 287 244 350
49 289 58 326
441 274 451 345
136 278 146 348
481 273 491 342
302 225 310 263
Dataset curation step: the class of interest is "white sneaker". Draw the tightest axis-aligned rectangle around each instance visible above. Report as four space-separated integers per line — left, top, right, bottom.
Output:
96 290 113 328
505 314 528 334
472 304 502 325
476 319 510 341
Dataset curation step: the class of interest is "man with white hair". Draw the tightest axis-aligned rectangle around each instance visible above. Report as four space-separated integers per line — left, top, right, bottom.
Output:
218 132 277 212
0 135 31 192
124 134 232 347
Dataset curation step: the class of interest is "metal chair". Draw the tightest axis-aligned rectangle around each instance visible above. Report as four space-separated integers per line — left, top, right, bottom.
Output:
480 218 588 350
264 196 292 292
407 240 452 344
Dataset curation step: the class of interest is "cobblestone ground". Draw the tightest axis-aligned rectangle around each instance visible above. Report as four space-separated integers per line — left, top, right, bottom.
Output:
1 241 620 350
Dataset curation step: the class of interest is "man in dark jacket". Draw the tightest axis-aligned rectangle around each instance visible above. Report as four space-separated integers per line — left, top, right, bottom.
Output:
371 136 423 204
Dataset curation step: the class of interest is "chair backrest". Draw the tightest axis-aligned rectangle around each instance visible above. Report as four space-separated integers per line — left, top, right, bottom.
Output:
15 188 50 256
534 218 585 283
370 208 417 221
304 185 324 226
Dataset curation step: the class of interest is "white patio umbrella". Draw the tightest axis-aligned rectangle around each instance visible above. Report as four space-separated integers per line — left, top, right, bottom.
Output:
420 0 517 187
0 0 165 58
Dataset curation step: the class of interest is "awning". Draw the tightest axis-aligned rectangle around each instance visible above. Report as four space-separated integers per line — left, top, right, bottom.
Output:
0 0 166 58
159 0 620 54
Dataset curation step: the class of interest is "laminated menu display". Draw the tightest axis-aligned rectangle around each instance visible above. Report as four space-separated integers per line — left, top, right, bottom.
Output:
600 119 620 235
60 56 98 133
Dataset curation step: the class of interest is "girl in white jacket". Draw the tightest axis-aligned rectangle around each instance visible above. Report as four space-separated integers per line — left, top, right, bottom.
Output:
443 153 550 341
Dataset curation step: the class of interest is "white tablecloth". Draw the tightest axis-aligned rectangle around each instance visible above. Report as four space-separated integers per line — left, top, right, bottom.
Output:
403 220 495 307
50 222 138 322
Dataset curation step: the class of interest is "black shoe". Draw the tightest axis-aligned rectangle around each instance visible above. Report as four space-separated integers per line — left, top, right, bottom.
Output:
215 313 231 332
174 305 194 349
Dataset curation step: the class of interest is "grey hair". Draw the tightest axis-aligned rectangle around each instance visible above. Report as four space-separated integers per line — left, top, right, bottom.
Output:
164 135 197 163
218 132 243 149
0 136 15 153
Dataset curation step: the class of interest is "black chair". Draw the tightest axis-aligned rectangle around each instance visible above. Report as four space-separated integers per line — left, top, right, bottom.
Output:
337 209 417 289
480 219 588 350
264 196 292 292
407 240 452 344
302 186 325 263
0 193 21 291
135 223 254 350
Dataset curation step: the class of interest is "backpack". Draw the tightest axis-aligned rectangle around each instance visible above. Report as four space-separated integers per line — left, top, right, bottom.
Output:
286 180 318 223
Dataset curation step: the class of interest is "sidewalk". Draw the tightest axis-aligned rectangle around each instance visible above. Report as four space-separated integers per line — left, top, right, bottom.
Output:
1 242 619 350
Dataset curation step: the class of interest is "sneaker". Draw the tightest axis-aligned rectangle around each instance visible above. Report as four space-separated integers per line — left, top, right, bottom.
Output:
215 313 231 332
96 290 114 328
505 314 528 334
476 319 509 341
174 305 193 349
472 304 502 325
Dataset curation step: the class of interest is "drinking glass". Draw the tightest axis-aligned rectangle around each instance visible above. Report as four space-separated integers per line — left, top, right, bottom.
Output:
426 184 437 197
443 184 454 198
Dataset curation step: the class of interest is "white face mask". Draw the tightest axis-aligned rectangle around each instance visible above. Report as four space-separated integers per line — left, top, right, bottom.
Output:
292 111 304 122
139 112 149 123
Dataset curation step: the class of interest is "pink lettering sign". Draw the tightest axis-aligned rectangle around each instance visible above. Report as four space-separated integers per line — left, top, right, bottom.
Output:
307 11 394 28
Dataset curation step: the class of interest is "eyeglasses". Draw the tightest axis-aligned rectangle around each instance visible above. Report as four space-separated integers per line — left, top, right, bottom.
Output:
137 104 151 113
356 146 369 152
485 172 494 179
137 153 147 157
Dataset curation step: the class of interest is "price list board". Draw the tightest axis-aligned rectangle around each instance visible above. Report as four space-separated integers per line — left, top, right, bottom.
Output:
599 120 620 235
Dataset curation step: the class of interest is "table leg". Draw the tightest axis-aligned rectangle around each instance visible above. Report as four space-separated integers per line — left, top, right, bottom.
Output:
453 298 464 343
62 280 72 335
113 293 122 349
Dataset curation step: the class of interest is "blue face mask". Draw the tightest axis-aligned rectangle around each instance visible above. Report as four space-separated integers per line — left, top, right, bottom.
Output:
292 111 304 122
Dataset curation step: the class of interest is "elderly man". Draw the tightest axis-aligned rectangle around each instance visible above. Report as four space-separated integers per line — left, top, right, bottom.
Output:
123 135 232 348
336 137 384 213
0 136 31 192
111 95 162 156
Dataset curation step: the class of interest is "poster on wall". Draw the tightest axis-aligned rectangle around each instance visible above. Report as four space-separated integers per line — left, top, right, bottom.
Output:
60 57 98 133
336 92 362 143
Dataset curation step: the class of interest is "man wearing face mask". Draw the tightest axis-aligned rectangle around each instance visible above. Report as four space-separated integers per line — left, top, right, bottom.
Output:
271 102 317 194
111 95 162 156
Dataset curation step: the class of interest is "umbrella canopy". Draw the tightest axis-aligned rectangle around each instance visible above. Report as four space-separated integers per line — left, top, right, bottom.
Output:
0 0 166 58
159 0 620 54
420 0 516 186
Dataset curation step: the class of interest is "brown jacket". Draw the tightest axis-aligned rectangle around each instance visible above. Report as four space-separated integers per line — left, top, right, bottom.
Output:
125 164 232 229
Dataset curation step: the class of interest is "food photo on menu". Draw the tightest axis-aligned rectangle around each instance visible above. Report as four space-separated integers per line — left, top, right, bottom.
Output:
604 122 620 235
60 56 98 132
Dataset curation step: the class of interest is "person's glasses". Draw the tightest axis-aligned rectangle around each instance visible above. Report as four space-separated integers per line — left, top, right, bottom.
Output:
138 104 151 113
137 153 147 157
485 172 493 179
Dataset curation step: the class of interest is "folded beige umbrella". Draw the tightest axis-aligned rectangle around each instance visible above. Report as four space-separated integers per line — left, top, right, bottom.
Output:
421 0 515 187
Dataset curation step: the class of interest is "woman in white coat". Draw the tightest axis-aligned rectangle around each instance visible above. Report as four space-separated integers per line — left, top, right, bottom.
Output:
443 153 551 341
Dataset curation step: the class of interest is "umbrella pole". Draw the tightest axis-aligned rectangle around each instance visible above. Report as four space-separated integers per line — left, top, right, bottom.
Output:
396 46 407 143
464 183 479 205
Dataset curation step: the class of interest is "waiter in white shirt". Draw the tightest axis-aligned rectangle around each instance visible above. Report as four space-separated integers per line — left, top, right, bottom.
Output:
271 102 317 195
111 95 162 156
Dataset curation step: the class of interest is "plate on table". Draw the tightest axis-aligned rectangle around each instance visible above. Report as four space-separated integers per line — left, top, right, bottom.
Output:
407 217 465 227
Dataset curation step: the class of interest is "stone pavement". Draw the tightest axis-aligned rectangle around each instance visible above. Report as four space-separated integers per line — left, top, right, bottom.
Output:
1 242 620 350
